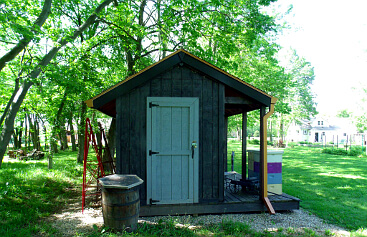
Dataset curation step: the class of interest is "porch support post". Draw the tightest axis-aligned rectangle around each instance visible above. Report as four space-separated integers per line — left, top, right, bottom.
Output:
241 110 247 180
260 97 277 215
260 106 267 199
224 116 228 172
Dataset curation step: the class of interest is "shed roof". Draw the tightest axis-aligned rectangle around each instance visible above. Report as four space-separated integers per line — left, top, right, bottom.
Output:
86 49 276 117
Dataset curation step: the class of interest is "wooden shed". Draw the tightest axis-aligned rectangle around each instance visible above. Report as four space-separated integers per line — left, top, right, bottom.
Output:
86 49 299 216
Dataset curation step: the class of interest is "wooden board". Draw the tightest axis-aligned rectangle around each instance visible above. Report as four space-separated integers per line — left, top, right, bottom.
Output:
140 191 300 216
116 65 226 204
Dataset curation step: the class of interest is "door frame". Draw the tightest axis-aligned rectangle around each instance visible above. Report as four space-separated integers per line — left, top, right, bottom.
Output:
146 97 199 205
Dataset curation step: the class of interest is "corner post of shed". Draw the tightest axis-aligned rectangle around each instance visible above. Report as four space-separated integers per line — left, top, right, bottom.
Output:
260 98 277 215
241 110 247 181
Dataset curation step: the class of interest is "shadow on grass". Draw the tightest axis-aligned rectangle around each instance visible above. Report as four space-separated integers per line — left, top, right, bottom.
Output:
282 146 367 231
0 150 82 236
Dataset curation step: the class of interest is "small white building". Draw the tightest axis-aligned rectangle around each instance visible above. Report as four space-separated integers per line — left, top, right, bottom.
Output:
286 116 358 144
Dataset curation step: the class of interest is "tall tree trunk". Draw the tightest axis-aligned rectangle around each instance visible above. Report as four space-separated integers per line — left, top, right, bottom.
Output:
24 113 29 151
54 91 68 152
13 129 19 149
35 115 41 150
102 118 116 173
28 113 40 150
77 102 87 164
0 79 19 127
15 119 24 149
61 123 69 150
96 124 102 156
43 126 48 151
68 115 77 151
51 129 59 153
0 81 33 167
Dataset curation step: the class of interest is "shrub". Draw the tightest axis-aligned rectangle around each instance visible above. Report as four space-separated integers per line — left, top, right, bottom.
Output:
248 139 260 145
322 147 365 157
322 148 348 156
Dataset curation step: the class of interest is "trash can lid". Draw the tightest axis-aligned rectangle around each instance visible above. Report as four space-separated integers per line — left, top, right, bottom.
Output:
99 174 144 189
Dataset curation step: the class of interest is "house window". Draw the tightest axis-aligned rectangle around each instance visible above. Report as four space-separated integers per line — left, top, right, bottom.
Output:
322 132 325 136
318 121 320 125
303 130 308 135
343 133 347 136
321 121 323 125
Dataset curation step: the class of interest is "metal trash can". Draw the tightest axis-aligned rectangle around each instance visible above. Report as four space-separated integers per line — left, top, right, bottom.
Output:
99 174 143 232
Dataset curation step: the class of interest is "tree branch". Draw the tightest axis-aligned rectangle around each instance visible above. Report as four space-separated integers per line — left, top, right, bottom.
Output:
0 0 52 72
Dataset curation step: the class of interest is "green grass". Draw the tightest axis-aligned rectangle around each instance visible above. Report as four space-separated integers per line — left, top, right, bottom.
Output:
227 141 367 232
86 219 323 237
2 144 366 236
282 146 367 231
227 139 261 173
0 151 83 236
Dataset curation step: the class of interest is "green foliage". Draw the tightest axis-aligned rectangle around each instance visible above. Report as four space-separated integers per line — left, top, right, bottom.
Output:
249 139 260 145
218 220 253 236
336 109 351 118
322 147 365 157
354 114 367 133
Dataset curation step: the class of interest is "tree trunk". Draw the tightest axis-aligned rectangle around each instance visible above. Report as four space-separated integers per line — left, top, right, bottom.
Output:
24 113 28 151
68 115 77 151
102 119 116 173
44 126 48 151
28 113 40 150
51 127 59 153
96 125 102 155
106 118 116 159
0 81 33 167
13 129 19 149
61 123 69 150
77 102 87 164
35 115 41 150
56 90 68 150
14 119 24 149
0 79 19 127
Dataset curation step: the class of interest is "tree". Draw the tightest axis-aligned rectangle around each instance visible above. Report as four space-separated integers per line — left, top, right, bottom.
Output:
351 86 367 133
1 0 281 167
0 0 117 167
337 109 351 118
274 49 317 141
0 0 52 72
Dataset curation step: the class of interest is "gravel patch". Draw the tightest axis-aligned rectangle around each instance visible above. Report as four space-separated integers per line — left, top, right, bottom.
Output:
48 199 350 236
141 210 350 236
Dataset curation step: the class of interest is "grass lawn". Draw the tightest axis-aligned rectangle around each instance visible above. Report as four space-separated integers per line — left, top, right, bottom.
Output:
1 144 366 236
282 146 367 231
227 141 367 232
0 151 84 236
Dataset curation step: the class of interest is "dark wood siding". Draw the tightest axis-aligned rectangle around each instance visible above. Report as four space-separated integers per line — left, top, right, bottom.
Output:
116 65 225 205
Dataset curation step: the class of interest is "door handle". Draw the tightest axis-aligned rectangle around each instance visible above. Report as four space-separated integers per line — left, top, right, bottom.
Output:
191 141 197 159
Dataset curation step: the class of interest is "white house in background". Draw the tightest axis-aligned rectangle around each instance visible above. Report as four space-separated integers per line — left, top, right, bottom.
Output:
286 116 358 144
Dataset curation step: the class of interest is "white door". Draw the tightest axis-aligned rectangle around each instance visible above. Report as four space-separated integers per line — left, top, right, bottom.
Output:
147 97 199 205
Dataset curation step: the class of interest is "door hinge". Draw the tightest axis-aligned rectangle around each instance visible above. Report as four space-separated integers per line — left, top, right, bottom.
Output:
149 102 159 108
149 150 159 156
150 198 160 205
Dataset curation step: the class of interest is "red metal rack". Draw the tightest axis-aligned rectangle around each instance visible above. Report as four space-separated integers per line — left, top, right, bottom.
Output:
82 118 115 213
